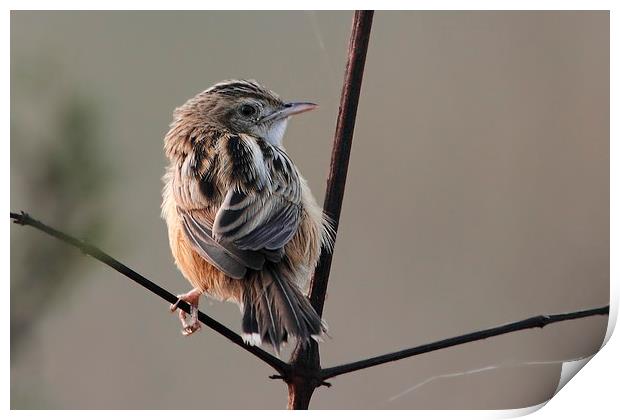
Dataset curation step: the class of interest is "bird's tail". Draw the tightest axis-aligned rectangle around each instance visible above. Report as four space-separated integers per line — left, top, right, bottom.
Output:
241 261 327 353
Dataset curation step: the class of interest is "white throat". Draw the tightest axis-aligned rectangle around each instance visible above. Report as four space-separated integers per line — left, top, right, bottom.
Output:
263 118 289 147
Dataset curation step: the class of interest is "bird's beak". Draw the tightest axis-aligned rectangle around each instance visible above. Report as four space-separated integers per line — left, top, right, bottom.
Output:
260 102 318 123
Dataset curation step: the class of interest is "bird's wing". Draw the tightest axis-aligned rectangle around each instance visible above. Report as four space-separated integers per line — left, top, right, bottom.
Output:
213 185 302 254
179 149 302 278
178 207 265 279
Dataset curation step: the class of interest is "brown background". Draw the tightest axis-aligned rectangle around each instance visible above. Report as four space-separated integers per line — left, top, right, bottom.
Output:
11 11 609 409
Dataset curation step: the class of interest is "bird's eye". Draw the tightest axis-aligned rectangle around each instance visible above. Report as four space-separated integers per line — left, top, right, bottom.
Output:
239 104 257 117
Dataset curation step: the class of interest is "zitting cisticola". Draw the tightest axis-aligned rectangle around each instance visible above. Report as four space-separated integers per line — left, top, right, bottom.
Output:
162 80 332 352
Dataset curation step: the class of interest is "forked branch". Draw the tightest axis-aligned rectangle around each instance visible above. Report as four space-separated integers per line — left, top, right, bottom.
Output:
9 211 609 405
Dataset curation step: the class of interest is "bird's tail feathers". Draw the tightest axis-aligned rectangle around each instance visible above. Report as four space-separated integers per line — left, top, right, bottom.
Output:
241 261 327 353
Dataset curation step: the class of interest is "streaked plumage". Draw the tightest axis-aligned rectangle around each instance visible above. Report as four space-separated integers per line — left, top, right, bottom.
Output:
162 80 333 351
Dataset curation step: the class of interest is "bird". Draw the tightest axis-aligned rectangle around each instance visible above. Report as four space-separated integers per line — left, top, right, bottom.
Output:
161 79 333 352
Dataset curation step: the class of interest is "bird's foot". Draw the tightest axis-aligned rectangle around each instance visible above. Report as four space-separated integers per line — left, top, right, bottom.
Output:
170 288 202 336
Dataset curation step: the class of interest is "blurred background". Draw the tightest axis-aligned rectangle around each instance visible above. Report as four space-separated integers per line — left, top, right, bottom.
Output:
10 11 609 409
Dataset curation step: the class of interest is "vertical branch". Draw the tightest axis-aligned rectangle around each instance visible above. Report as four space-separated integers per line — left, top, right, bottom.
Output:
309 10 374 316
287 10 374 410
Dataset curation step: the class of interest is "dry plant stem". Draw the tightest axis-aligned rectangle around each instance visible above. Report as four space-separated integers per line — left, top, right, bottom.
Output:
9 211 289 376
320 305 610 380
10 211 609 407
286 10 375 409
308 10 374 316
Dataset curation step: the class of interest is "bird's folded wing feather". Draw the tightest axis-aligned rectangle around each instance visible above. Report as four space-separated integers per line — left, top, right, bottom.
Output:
213 187 302 252
179 179 301 278
178 207 265 279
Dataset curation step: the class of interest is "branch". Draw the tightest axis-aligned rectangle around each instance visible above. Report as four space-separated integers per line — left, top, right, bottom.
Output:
308 10 374 317
320 305 609 380
10 211 289 376
10 212 609 393
286 12 374 408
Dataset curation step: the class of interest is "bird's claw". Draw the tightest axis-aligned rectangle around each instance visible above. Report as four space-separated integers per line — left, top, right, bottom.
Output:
170 288 202 336
181 304 201 336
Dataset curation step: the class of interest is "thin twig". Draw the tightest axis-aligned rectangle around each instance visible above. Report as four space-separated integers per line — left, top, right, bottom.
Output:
9 211 289 375
320 305 609 380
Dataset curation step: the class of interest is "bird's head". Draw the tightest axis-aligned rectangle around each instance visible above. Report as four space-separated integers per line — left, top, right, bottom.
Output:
173 80 317 147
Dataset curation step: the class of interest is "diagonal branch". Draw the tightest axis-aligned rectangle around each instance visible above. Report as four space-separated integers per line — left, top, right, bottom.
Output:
308 10 374 317
320 305 609 380
9 211 289 376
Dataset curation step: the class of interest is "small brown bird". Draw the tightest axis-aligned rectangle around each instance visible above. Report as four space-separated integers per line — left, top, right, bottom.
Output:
162 80 333 352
